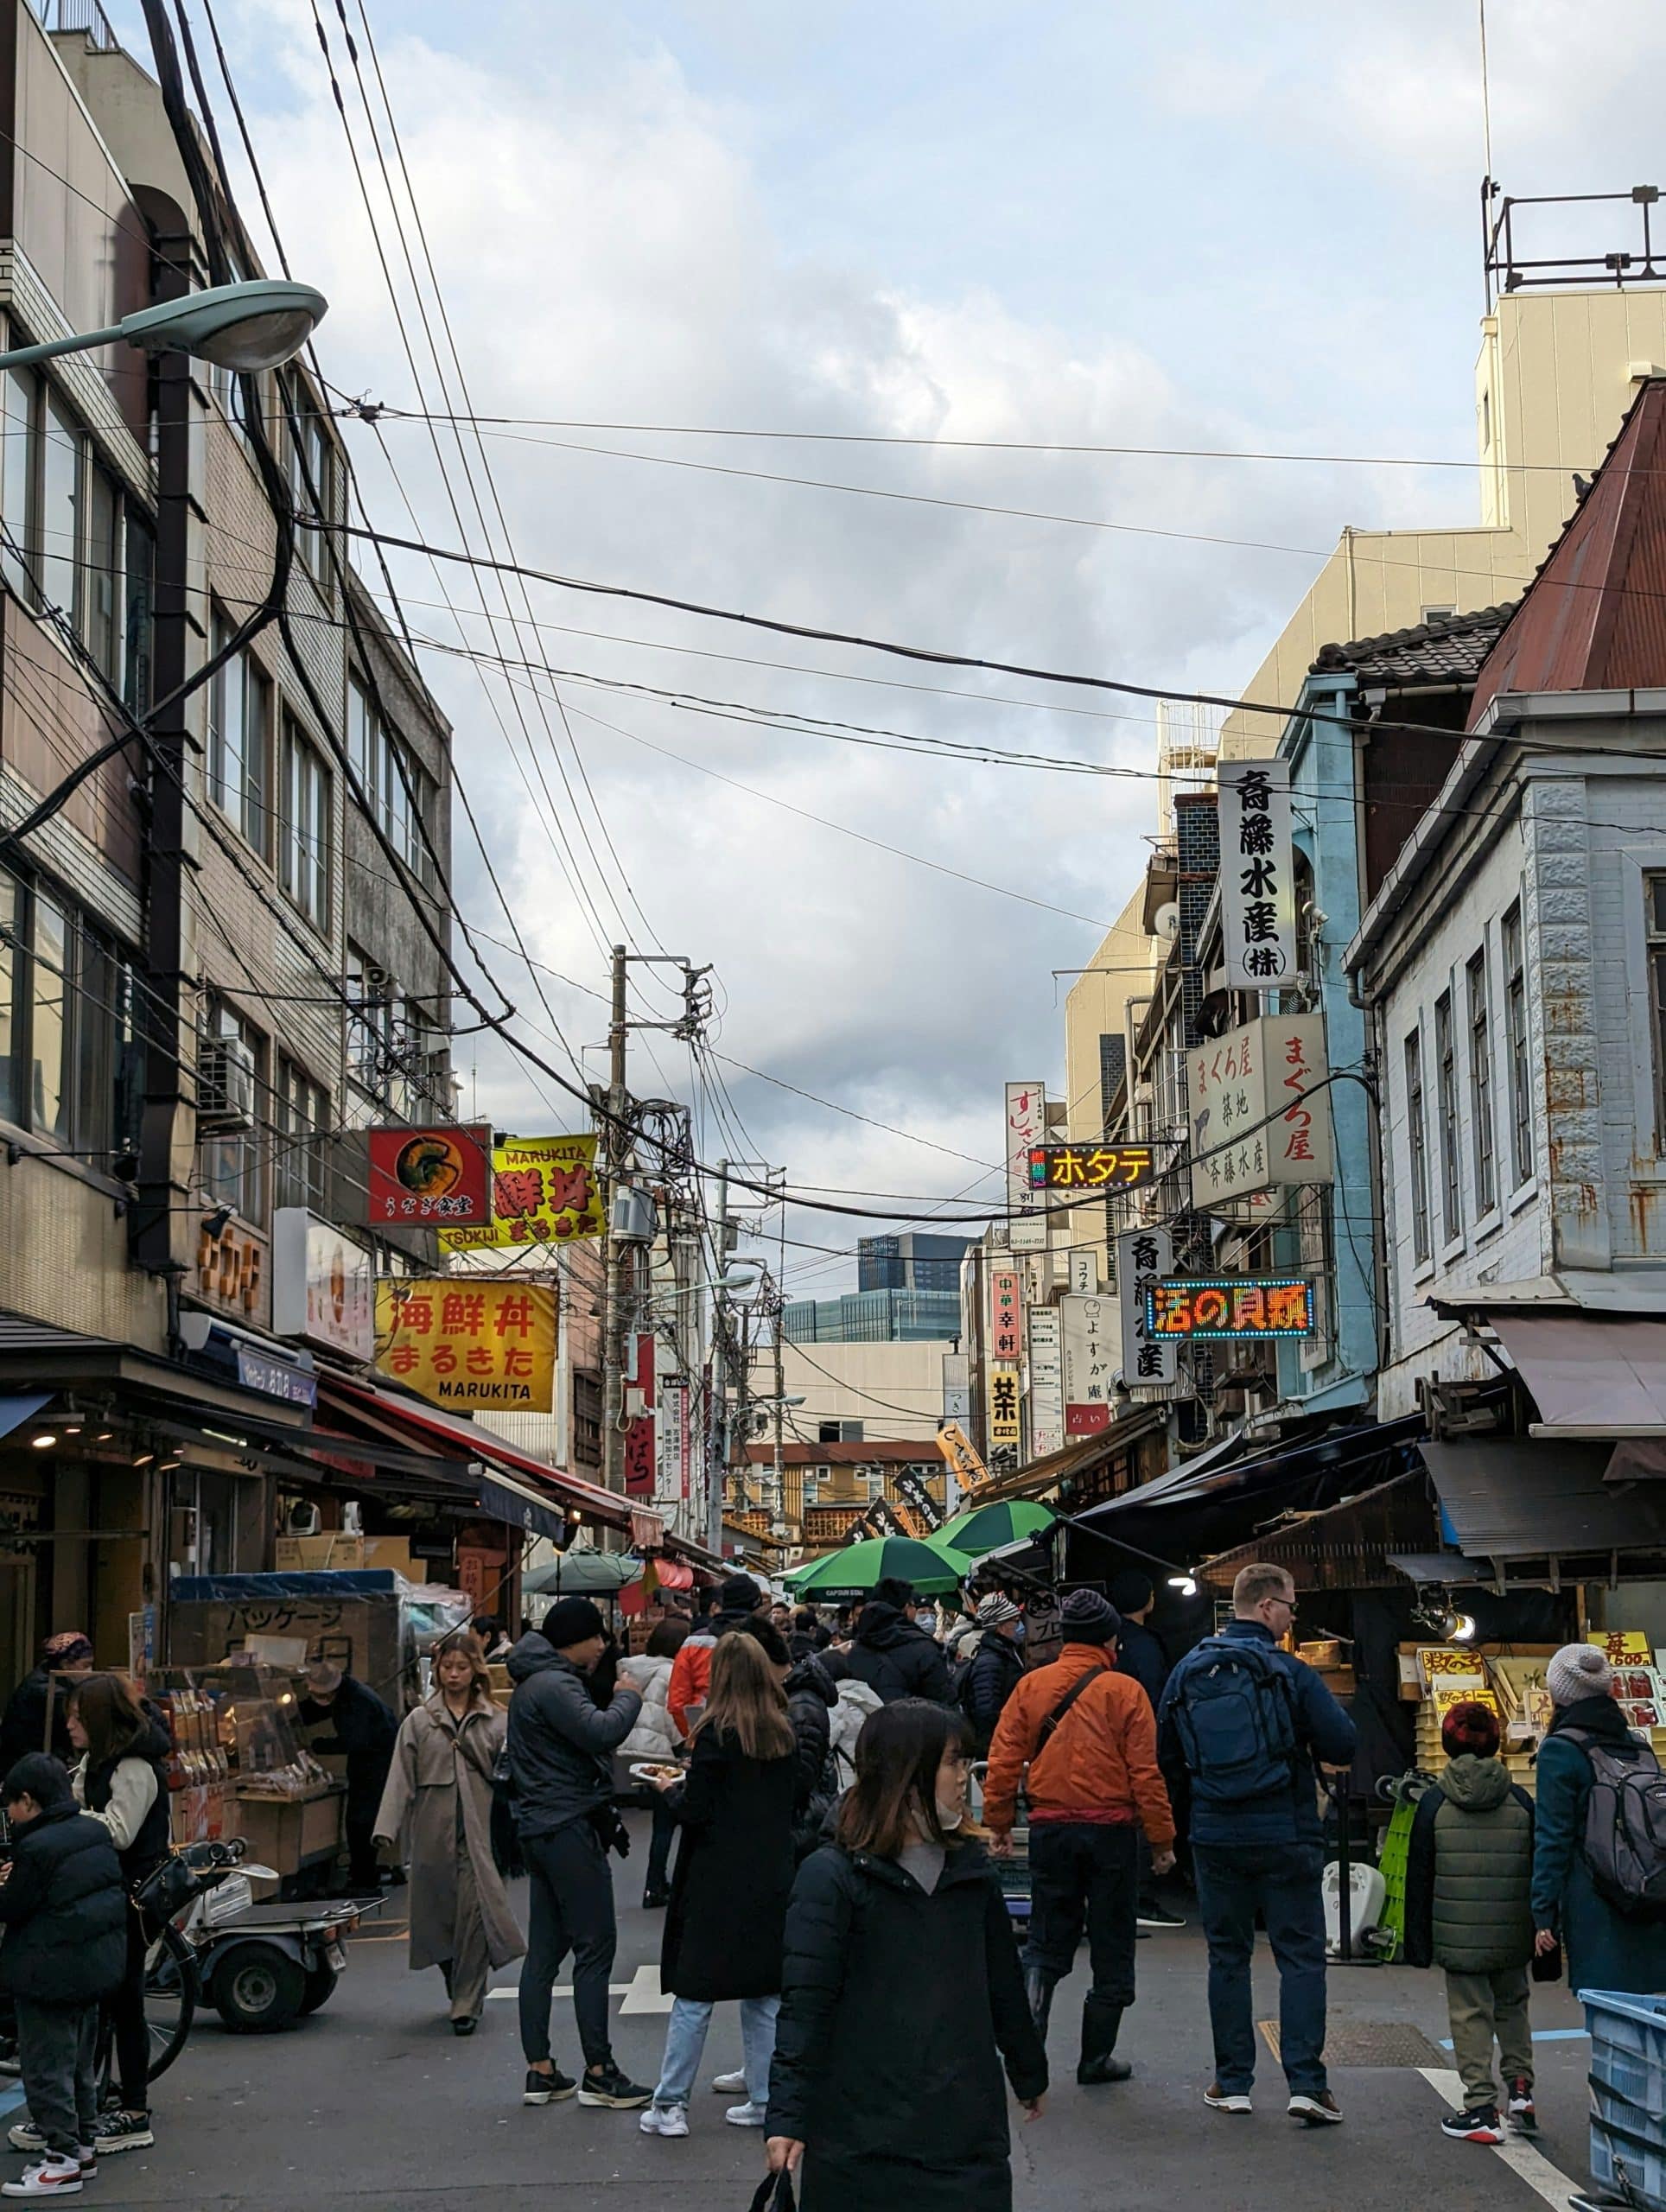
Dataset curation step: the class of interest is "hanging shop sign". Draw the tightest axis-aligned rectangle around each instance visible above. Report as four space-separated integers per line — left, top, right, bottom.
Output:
936 1420 989 1492
1219 758 1296 991
1027 1305 1065 1458
1005 1080 1048 1252
624 1331 656 1499
1068 1249 1099 1297
895 1469 944 1529
439 1135 608 1253
1060 1293 1116 1434
1188 1013 1333 1211
1117 1226 1177 1389
1028 1143 1155 1192
272 1210 374 1362
190 1216 268 1327
367 1122 493 1226
941 1352 972 1423
1146 1276 1317 1342
986 1364 1022 1459
655 1377 693 1509
989 1264 1025 1362
374 1277 556 1408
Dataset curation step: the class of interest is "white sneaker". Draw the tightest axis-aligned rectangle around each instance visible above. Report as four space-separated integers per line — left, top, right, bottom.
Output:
725 2101 768 2128
2 2134 39 2160
2 2158 83 2196
711 2069 747 2094
638 2104 689 2138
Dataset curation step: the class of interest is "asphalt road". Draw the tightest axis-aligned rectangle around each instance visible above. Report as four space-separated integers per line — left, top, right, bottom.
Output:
42 1820 1599 2210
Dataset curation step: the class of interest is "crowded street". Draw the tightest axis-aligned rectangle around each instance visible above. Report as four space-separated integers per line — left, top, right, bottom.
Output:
37 1814 1599 2212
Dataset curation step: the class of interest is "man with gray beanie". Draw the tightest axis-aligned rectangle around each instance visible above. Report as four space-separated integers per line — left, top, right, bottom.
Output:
983 1587 1176 2086
506 1598 648 2112
958 1592 1027 1754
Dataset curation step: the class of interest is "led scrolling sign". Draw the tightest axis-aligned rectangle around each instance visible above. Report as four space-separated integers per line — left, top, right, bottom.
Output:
1027 1143 1157 1192
1145 1276 1316 1341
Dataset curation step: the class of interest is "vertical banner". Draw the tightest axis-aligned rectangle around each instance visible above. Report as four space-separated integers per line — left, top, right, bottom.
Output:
989 1263 1025 1361
1060 1294 1116 1433
1006 1080 1048 1252
986 1365 1021 1469
1219 759 1296 992
1068 1249 1099 1297
941 1351 972 1423
656 1377 692 1508
1117 1225 1178 1389
1027 1305 1065 1458
624 1331 657 1498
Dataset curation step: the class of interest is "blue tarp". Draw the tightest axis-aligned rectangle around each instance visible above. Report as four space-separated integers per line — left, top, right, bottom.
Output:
169 1571 403 1601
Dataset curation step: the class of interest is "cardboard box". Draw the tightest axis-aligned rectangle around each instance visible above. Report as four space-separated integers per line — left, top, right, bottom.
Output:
275 1535 367 1572
167 1591 419 1711
232 1784 345 1877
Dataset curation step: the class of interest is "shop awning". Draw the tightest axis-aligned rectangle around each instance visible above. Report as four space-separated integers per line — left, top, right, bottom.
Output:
0 1395 52 1443
1421 1436 1666 1558
1490 1313 1666 1437
970 1407 1167 1503
0 1312 314 1430
1195 1472 1436 1593
1078 1411 1425 1527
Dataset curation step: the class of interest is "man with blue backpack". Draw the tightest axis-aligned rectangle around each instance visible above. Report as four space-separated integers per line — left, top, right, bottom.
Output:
1158 1561 1357 2125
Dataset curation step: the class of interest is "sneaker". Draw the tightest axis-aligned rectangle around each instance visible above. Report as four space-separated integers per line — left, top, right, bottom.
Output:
523 2066 577 2107
638 2103 689 2137
1288 2090 1345 2126
2 2136 39 2161
1441 2104 1504 2144
91 2111 152 2153
1205 2084 1253 2113
641 1885 671 1909
576 2063 652 2110
711 2069 747 2094
1507 2077 1537 2132
1136 1903 1187 1929
2 2158 82 2197
725 2101 768 2127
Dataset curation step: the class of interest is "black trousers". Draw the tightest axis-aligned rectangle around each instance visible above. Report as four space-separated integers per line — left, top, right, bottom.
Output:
518 1821 618 2073
105 1903 153 2112
1021 1821 1139 2009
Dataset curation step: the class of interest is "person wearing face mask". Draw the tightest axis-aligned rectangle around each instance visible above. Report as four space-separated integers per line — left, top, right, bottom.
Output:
766 1700 1046 2212
372 1633 525 2036
957 1596 1027 1758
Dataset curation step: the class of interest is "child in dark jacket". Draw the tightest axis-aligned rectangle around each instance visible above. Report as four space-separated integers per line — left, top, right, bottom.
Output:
1403 1702 1536 2146
0 1753 127 2196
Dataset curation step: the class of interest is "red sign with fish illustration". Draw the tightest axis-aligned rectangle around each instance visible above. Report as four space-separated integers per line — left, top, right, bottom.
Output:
366 1122 493 1225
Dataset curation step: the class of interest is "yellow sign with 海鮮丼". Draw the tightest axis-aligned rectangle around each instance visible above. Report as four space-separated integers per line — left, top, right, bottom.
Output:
439 1135 607 1252
374 1278 556 1411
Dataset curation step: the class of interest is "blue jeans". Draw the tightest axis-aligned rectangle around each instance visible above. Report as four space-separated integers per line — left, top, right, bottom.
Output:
1192 1841 1328 2096
652 1994 779 2108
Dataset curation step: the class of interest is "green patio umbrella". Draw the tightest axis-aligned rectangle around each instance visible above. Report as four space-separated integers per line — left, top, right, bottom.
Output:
936 1499 1058 1560
522 1549 645 1596
785 1534 965 1599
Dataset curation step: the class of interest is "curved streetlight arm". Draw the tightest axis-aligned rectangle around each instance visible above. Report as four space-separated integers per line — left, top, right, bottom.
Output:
0 278 327 378
0 322 126 374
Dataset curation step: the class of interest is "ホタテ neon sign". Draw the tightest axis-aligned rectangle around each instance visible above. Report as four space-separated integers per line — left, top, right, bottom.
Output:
1028 1144 1156 1192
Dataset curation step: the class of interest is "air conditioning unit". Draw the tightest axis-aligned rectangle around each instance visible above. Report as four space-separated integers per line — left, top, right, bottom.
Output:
198 1036 256 1131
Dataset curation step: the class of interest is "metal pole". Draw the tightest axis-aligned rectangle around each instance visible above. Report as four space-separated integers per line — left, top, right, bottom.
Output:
601 944 629 1493
771 1281 786 1538
705 1158 731 1557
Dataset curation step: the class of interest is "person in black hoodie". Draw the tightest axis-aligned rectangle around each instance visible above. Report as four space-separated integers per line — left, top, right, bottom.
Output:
0 1637 95 1773
1109 1572 1185 1933
766 1699 1046 2210
837 1582 952 1707
62 1678 170 2157
297 1662 398 1895
957 1596 1026 1757
0 1753 126 2196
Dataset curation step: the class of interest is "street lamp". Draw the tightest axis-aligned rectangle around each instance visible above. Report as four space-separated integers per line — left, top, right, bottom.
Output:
0 277 327 376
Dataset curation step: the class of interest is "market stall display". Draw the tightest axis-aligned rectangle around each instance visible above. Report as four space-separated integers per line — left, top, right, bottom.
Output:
149 1662 343 1880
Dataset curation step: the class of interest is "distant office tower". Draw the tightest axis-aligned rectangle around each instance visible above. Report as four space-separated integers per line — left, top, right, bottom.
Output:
783 1290 963 1344
856 1233 971 1294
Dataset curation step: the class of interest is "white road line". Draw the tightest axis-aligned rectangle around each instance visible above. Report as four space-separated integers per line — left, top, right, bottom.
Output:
1417 2066 1587 2212
619 1962 675 2015
484 1982 635 2001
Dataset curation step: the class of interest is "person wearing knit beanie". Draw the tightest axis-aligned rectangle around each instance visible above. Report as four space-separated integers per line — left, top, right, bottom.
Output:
1059 1588 1121 1646
1440 1699 1502 1760
541 1597 607 1653
1546 1643 1612 1709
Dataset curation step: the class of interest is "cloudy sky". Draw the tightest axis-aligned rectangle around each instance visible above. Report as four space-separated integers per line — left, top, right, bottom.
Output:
105 0 1666 1290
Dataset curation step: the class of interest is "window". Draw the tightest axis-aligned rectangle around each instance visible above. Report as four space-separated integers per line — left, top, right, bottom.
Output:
279 719 330 928
1502 903 1532 1185
1405 1031 1431 1266
199 1001 264 1224
0 369 32 601
347 669 431 880
82 460 121 684
0 865 138 1156
347 673 374 798
274 1055 328 1213
1467 949 1497 1216
287 380 333 578
346 943 395 1100
123 509 154 715
1435 989 1462 1243
1649 876 1666 1154
39 393 78 618
207 615 271 853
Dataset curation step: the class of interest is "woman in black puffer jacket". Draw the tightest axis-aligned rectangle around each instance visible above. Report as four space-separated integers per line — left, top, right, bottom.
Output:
766 1700 1046 2212
69 1675 172 2155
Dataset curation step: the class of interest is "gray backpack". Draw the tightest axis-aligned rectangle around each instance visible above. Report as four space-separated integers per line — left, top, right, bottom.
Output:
1564 1727 1666 1920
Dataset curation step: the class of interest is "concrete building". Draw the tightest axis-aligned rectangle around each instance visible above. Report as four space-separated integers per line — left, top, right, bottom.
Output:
1222 273 1666 760
783 1287 961 1343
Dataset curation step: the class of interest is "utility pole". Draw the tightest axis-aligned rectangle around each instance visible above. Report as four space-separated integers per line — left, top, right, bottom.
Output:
705 1160 731 1557
771 1281 787 1539
600 944 630 1493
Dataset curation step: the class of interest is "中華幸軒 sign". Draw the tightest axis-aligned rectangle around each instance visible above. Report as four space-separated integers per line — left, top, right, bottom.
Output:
1145 1276 1315 1342
1027 1143 1156 1192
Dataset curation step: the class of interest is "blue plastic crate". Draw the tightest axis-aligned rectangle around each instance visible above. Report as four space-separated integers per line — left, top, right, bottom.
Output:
1586 1990 1666 2212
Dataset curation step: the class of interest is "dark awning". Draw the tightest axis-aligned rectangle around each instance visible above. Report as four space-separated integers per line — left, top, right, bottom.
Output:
1421 1436 1666 1558
1078 1411 1425 1527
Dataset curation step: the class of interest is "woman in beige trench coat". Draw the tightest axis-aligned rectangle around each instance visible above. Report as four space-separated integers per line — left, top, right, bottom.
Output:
373 1631 525 2033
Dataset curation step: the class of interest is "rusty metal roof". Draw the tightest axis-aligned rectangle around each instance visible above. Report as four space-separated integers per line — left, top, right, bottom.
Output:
1469 378 1666 725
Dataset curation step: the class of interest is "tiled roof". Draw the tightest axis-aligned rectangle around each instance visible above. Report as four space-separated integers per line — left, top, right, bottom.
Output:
1469 379 1666 725
1310 603 1517 685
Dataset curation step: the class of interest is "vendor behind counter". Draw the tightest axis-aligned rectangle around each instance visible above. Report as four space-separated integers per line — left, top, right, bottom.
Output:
296 1662 397 1892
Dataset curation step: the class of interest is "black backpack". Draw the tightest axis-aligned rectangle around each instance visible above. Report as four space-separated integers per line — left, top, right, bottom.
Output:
1167 1635 1300 1806
1563 1726 1666 1920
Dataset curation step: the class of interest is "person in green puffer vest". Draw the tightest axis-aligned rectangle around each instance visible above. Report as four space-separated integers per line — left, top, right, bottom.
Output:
1403 1700 1536 2148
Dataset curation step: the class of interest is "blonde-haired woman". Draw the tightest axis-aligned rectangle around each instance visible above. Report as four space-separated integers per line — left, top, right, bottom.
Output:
373 1632 525 2034
639 1631 798 2138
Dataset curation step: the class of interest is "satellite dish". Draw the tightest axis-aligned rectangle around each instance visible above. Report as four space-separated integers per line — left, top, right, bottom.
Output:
1154 901 1180 940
